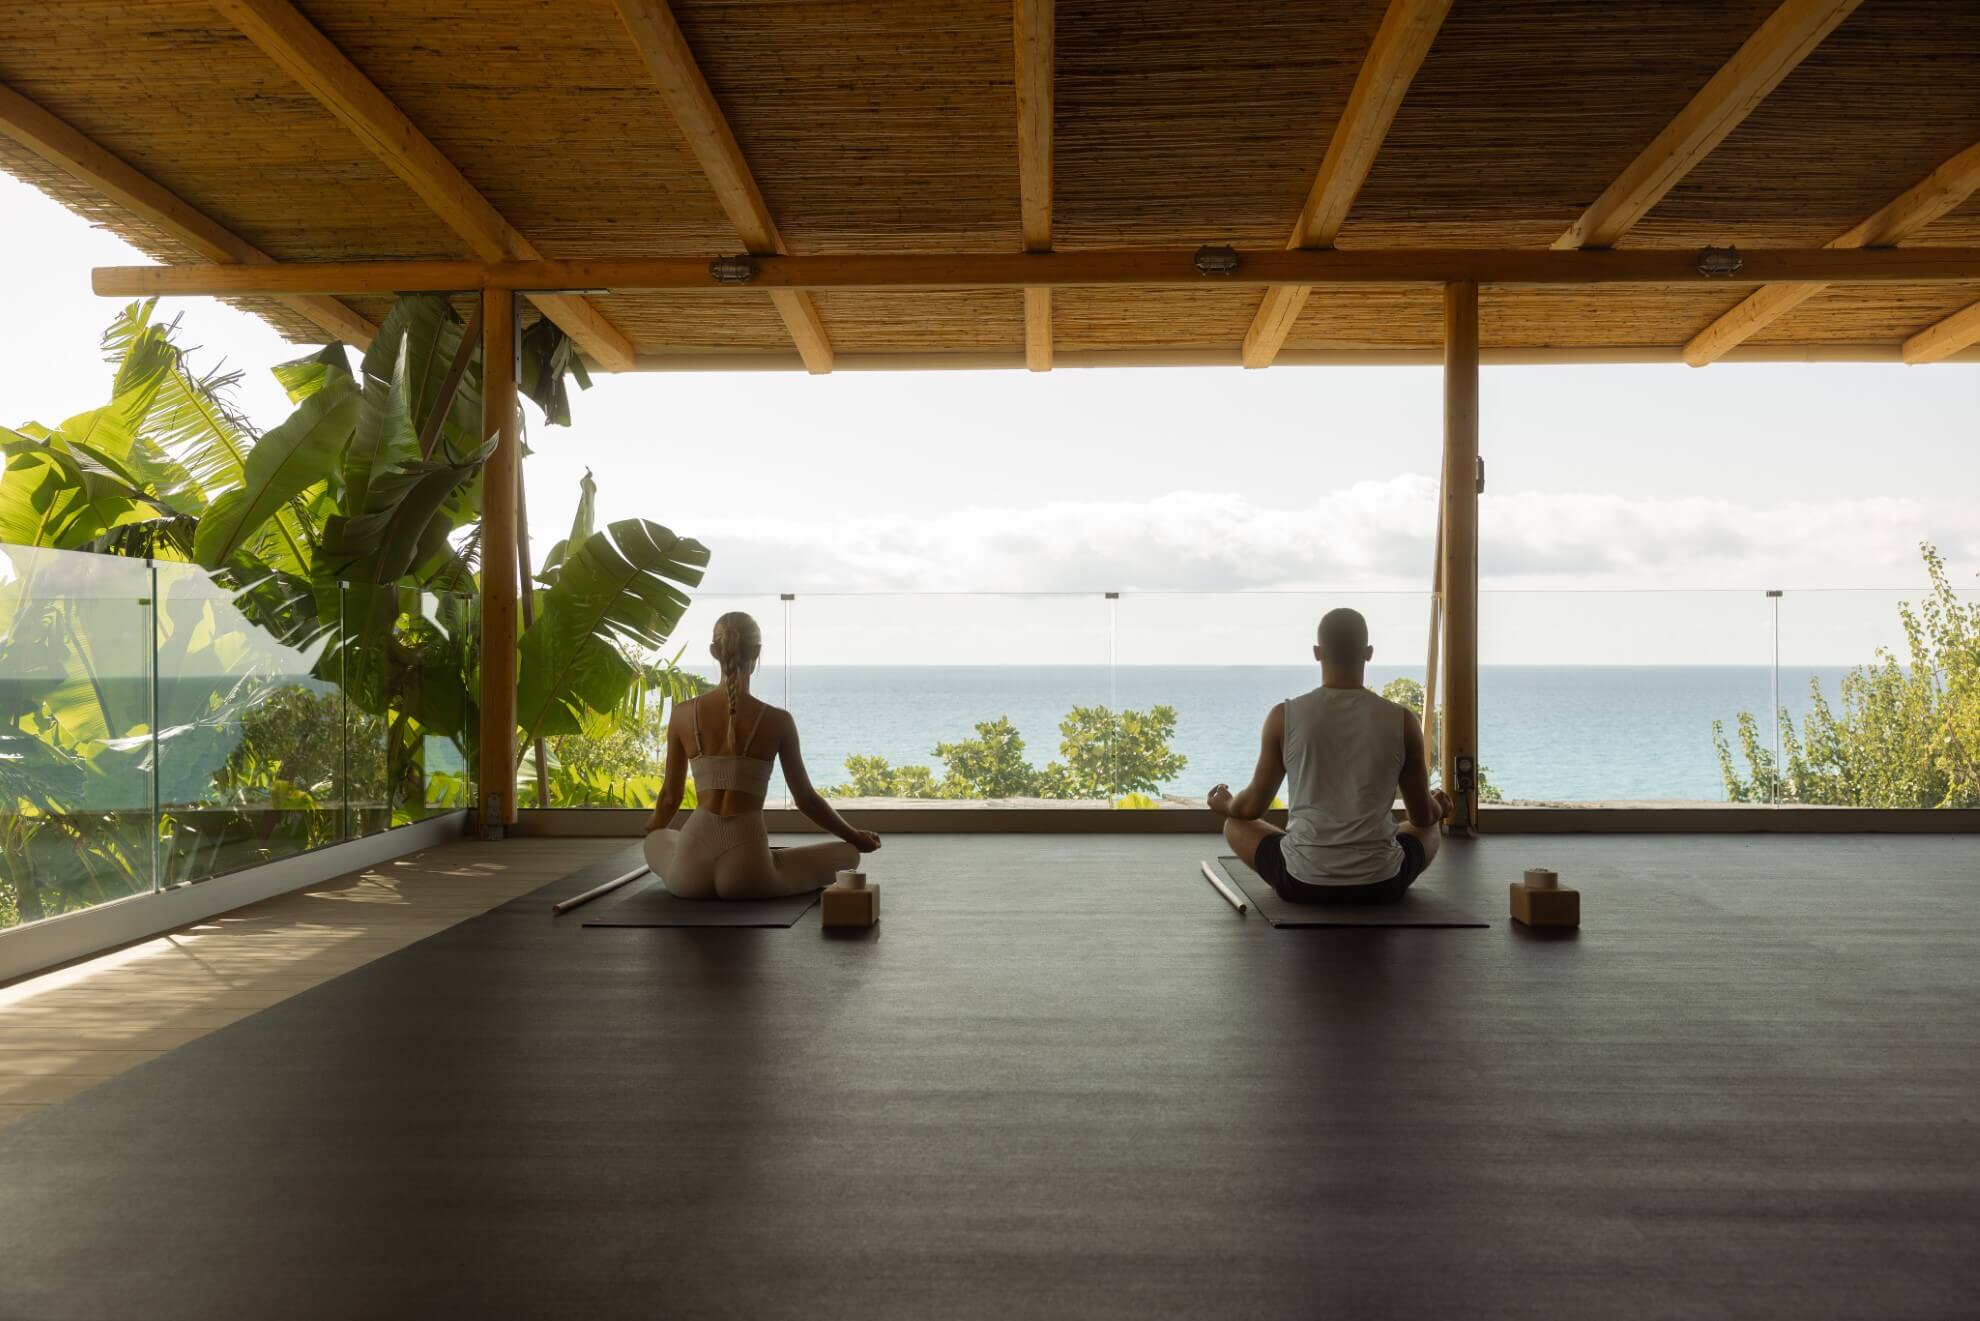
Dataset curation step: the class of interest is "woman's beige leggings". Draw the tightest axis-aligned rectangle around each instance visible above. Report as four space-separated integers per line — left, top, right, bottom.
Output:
645 815 861 900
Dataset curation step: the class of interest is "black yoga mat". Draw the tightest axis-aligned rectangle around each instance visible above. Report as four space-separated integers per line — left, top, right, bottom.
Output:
1216 857 1488 929
581 875 820 928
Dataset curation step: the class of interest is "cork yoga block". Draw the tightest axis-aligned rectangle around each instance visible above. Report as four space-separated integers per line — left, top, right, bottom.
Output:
1510 882 1579 928
821 883 880 928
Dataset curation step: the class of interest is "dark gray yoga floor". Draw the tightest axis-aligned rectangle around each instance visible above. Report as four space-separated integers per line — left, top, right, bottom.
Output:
3 833 1979 1320
580 863 822 926
1215 854 1489 926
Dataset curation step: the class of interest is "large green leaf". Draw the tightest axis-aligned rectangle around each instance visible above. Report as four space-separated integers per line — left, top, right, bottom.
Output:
318 439 493 585
519 319 589 428
360 295 479 456
0 434 154 549
73 302 200 503
343 328 422 519
271 343 354 405
514 519 709 740
193 375 359 568
535 468 596 587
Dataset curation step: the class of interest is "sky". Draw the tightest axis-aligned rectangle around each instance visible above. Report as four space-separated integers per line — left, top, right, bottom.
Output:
4 168 1977 663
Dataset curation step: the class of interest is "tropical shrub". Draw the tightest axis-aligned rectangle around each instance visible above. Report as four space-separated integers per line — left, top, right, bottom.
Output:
1716 543 1978 807
825 705 1186 800
1 300 705 925
1378 676 1502 802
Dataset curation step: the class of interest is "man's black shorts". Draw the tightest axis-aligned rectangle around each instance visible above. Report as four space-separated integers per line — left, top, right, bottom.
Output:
1252 833 1426 906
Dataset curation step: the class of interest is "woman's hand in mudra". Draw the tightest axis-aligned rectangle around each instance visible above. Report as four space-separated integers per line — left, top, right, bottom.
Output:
853 830 883 853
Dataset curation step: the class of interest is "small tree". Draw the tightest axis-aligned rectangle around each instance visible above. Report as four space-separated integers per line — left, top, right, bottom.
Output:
827 705 1188 801
1043 704 1187 799
1717 543 1979 807
934 717 1038 798
827 755 938 799
1377 676 1502 802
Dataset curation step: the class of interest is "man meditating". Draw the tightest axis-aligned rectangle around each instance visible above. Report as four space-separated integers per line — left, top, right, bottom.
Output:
1207 607 1450 904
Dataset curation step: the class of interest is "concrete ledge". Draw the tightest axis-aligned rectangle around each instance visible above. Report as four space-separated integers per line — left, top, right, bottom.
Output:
1481 807 1980 834
0 811 468 985
504 806 1980 837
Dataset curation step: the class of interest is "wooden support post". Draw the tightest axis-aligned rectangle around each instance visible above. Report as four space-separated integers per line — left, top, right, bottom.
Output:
1440 280 1480 829
478 288 521 832
1423 493 1443 785
515 460 551 811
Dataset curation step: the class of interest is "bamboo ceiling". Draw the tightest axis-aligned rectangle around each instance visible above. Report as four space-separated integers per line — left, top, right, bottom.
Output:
6 0 1980 368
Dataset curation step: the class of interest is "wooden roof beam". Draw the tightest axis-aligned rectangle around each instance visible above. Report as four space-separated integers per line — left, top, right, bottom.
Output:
0 80 374 348
1684 140 1980 366
610 0 832 374
1016 0 1053 372
96 245 1980 298
1555 0 1862 251
1903 301 1980 364
1241 0 1453 369
213 0 635 372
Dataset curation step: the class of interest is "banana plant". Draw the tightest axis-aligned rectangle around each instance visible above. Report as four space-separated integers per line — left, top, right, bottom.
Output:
2 298 709 925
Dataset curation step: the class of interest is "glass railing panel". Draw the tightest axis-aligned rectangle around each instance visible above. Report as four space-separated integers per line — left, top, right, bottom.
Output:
1771 586 1980 808
0 545 157 928
1480 590 1776 805
419 589 477 817
342 584 477 828
792 593 1113 806
1114 592 1433 807
151 562 343 884
523 592 790 810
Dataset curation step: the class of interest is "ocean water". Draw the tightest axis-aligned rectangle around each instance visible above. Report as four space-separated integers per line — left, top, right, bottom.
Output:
691 664 1853 804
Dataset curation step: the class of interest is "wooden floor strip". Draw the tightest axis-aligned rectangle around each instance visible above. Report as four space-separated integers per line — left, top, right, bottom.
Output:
0 838 623 1131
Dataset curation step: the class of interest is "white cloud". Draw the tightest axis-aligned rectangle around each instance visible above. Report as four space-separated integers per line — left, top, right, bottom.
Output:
687 476 1969 595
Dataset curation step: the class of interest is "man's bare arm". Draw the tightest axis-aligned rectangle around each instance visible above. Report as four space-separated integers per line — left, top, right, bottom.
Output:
1399 709 1439 828
1210 704 1287 821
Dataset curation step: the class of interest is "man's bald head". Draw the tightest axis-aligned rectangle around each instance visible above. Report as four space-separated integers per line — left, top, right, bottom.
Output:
1317 607 1370 661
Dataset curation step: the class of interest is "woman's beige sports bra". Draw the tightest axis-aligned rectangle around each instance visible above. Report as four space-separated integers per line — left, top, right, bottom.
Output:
688 700 775 803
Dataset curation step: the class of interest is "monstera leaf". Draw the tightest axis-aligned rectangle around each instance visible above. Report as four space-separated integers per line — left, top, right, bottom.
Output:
514 519 709 741
193 374 359 568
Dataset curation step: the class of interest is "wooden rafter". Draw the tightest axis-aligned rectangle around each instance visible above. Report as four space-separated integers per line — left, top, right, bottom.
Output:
1015 0 1053 372
1903 301 1980 364
610 0 833 374
213 0 635 372
1684 140 1980 366
95 245 1980 298
1554 0 1861 251
0 80 374 348
1241 0 1452 369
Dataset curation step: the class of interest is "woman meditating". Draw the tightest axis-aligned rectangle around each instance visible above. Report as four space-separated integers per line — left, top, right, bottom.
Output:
643 611 880 898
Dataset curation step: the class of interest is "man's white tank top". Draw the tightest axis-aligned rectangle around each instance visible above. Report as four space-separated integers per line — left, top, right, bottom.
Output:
1280 685 1407 886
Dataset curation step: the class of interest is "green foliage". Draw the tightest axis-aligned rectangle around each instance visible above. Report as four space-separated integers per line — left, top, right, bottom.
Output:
1053 704 1186 798
1377 675 1502 802
514 519 708 742
213 684 382 804
1379 676 1424 711
1 301 704 927
523 653 710 809
826 705 1186 801
933 717 1036 798
1716 543 1979 807
832 755 942 799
